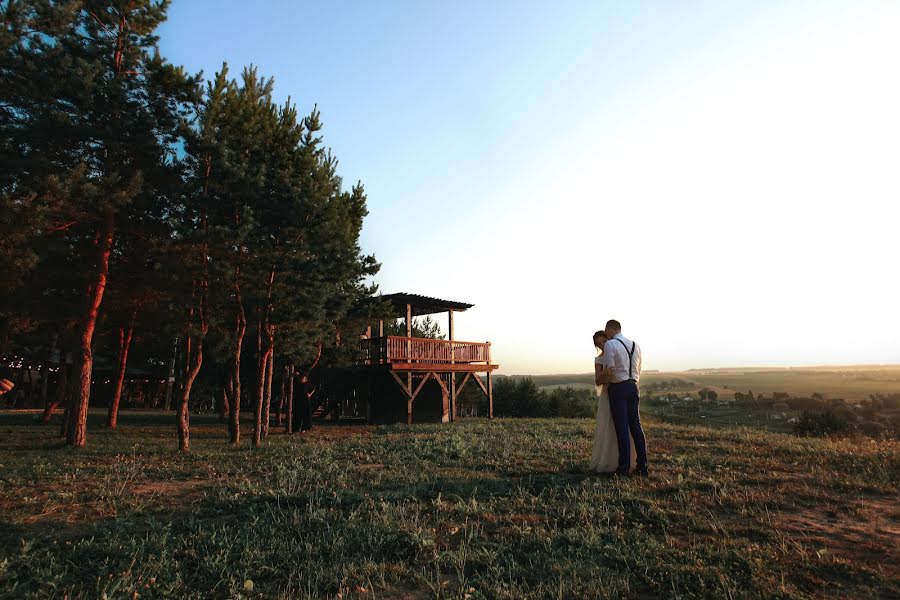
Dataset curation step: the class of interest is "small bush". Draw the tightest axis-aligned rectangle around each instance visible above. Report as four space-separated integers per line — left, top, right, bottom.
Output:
492 378 595 418
793 410 854 437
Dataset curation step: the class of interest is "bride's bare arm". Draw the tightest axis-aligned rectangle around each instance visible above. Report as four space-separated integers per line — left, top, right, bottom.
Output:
595 360 615 385
595 362 609 385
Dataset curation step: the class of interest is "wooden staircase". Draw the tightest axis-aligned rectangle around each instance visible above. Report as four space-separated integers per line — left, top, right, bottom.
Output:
312 395 338 420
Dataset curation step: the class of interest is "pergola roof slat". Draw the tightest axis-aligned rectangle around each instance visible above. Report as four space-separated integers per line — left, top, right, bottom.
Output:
379 293 473 318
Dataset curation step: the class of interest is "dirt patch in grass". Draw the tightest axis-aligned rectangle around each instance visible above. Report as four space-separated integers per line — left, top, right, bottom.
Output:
771 495 899 577
507 512 546 526
367 581 431 600
129 478 210 501
287 423 373 441
19 498 108 527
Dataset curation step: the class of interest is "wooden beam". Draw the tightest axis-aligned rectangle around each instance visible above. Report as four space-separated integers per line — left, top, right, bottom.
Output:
388 370 411 397
487 371 493 419
456 372 472 396
406 304 412 337
411 372 433 401
427 373 450 423
432 372 449 397
406 303 412 425
378 319 384 337
448 309 455 421
472 373 488 396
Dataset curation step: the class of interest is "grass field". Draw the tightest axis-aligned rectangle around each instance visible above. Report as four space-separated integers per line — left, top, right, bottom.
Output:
531 365 900 402
0 410 898 599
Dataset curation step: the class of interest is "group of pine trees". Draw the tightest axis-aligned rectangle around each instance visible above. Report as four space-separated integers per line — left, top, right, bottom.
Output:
0 1 380 449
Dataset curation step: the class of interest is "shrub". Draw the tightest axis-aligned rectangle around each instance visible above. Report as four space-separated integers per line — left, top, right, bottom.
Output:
492 378 596 418
492 377 545 417
787 396 826 411
544 386 594 418
858 420 886 438
793 410 854 437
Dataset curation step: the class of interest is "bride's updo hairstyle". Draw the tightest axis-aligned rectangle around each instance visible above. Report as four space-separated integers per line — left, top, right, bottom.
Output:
593 330 607 349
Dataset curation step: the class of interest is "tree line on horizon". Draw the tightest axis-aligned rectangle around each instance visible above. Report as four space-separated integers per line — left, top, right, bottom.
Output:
0 1 381 449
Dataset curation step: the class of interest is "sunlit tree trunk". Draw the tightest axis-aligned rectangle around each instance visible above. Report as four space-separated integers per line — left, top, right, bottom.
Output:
253 269 275 447
107 309 136 428
229 275 246 445
220 373 231 424
177 284 207 452
262 343 274 437
67 208 115 447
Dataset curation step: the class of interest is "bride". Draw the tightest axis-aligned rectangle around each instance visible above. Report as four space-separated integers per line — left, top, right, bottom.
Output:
590 330 636 474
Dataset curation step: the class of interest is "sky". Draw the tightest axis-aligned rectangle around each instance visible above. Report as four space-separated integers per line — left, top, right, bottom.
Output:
158 0 900 374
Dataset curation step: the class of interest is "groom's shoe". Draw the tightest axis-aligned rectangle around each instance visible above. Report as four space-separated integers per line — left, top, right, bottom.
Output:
634 466 650 478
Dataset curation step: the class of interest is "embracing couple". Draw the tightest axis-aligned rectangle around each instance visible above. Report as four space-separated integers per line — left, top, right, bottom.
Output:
591 320 649 477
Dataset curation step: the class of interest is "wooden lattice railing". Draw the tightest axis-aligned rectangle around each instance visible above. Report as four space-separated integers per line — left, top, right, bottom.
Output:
357 336 491 365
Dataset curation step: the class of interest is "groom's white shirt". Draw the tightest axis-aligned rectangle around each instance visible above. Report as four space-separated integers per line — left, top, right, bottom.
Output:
602 333 642 383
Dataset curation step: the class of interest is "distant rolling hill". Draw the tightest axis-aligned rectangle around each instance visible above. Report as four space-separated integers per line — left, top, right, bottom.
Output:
507 365 900 401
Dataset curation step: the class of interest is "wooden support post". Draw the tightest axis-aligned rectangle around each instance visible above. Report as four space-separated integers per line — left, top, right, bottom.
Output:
406 303 412 424
405 304 412 352
487 342 493 419
439 374 450 423
365 372 373 424
448 309 455 421
378 319 384 337
487 371 493 419
457 372 472 396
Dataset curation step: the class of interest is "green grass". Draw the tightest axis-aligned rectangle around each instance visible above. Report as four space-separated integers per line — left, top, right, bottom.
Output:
0 410 898 599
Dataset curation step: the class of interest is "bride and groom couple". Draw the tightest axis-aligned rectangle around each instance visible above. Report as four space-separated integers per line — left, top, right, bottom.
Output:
590 320 650 477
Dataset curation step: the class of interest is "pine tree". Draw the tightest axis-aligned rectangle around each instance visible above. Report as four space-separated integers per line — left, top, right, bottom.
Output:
1 1 199 446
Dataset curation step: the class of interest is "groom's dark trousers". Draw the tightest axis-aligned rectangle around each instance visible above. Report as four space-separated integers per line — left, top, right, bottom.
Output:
608 380 648 473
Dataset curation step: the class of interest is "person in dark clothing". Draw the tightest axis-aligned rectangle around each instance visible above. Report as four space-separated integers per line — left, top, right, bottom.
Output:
292 373 314 432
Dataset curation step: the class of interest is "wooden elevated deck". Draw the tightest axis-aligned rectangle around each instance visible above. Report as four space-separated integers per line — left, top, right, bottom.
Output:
352 335 497 423
322 293 497 425
357 336 499 372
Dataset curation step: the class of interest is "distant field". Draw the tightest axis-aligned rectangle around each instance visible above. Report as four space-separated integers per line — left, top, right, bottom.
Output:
528 365 900 401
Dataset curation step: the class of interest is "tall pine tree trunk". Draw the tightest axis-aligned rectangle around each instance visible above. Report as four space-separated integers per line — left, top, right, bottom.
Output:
67 208 115 447
41 359 68 424
253 319 266 447
107 309 136 428
60 360 79 435
262 342 274 437
220 373 231 424
277 364 287 426
285 363 295 434
253 268 276 447
177 334 203 451
163 337 177 410
229 277 246 445
177 284 207 452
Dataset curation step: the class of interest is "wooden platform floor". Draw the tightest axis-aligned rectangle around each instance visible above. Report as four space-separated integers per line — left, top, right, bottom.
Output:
385 362 499 373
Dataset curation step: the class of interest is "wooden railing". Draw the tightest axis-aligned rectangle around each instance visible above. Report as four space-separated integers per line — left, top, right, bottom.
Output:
357 336 491 365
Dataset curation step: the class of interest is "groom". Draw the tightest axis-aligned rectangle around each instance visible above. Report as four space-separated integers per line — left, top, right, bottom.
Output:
602 319 649 476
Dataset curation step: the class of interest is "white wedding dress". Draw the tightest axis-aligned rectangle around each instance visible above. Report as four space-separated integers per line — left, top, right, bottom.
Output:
591 355 637 473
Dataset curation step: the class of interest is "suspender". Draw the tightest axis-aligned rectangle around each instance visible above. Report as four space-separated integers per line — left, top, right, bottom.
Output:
615 338 636 379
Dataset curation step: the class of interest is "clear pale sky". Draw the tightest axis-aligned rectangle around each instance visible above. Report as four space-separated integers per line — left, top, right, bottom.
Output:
159 1 900 374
